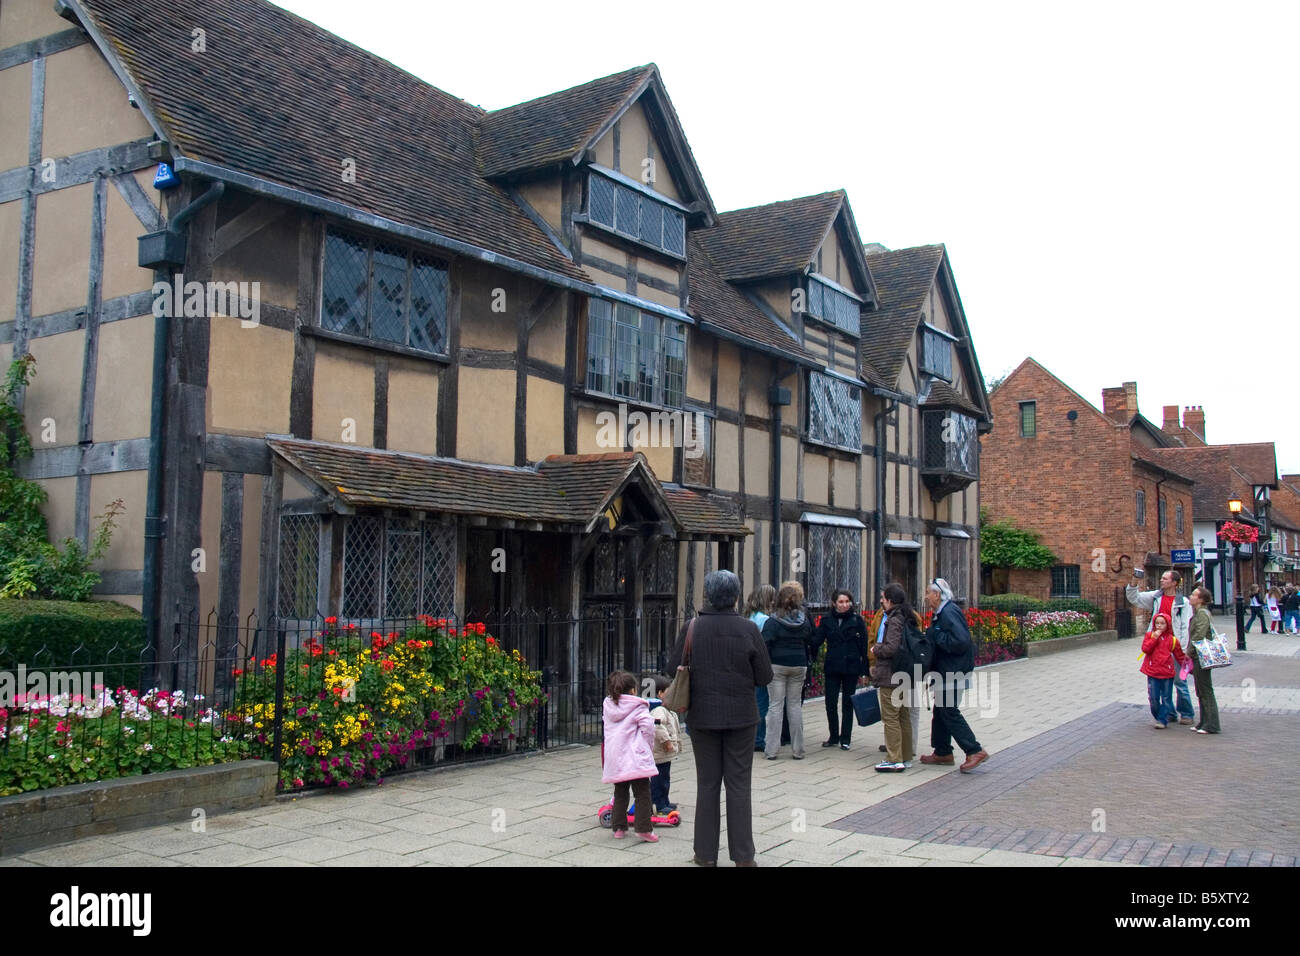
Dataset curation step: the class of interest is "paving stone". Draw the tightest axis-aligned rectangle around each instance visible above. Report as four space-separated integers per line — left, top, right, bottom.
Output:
318 849 423 867
972 848 1065 867
901 842 988 862
273 837 365 863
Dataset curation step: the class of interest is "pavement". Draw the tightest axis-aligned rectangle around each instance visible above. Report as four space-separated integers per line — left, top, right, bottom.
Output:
4 615 1297 867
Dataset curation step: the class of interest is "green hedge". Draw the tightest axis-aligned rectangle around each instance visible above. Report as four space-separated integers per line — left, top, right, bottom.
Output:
0 599 146 668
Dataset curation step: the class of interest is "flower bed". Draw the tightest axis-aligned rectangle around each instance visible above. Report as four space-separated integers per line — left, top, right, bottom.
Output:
229 616 545 790
1021 610 1096 642
0 687 249 797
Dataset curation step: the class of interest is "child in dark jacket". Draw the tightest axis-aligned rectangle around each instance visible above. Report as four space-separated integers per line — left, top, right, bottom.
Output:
1141 613 1189 729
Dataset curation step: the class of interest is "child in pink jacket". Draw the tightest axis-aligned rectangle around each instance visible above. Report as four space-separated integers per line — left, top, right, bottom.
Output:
602 670 659 842
1141 613 1189 729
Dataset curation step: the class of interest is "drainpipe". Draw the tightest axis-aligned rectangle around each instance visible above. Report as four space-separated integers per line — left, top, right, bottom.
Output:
873 398 897 598
142 181 225 661
768 377 792 583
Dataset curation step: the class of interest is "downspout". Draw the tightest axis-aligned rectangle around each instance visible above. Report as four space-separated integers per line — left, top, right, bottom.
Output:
768 373 792 583
873 398 897 598
143 181 225 660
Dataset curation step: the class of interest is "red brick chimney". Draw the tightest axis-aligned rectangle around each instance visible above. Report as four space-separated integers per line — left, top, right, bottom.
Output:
1183 405 1206 441
1162 405 1180 433
1102 382 1138 422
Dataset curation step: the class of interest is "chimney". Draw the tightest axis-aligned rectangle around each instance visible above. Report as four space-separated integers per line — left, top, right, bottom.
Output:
1102 382 1137 422
1183 405 1206 441
1162 405 1179 433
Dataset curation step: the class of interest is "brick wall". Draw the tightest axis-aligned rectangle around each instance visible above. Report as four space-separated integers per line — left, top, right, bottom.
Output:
981 361 1196 626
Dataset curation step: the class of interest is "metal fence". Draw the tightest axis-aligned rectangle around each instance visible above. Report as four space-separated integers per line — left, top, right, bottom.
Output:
1 606 692 796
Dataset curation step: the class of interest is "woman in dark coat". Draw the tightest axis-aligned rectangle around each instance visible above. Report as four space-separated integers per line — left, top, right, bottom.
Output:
666 569 773 867
811 589 869 750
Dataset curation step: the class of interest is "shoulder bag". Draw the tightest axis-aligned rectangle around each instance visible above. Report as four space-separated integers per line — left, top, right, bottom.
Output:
661 618 695 713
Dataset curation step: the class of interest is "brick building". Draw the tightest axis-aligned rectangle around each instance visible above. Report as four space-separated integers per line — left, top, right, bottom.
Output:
980 360 1194 625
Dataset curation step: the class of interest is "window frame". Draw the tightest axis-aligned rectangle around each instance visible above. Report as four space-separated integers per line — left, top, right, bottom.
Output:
1158 496 1167 531
921 409 978 478
584 298 687 410
1136 489 1146 527
1050 564 1081 599
1176 502 1185 535
803 522 862 608
806 371 862 453
339 515 456 621
919 325 955 381
804 274 862 336
1019 401 1037 438
319 226 450 357
584 169 687 260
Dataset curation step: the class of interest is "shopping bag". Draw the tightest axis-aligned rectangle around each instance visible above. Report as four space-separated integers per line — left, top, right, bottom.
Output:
851 687 880 727
1192 633 1232 669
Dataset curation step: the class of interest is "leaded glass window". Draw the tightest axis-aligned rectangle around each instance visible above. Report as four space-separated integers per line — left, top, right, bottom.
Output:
321 228 448 354
805 524 861 607
585 300 686 409
586 171 687 258
807 372 861 450
1136 490 1146 527
278 514 320 618
340 516 456 620
921 410 977 476
920 327 954 381
805 276 860 335
1051 565 1081 599
936 536 970 605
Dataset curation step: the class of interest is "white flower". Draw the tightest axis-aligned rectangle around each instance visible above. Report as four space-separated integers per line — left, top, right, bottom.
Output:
123 725 135 735
47 754 57 761
143 743 153 752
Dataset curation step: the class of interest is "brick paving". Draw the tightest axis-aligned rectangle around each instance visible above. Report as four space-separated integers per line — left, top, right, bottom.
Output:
3 615 1297 867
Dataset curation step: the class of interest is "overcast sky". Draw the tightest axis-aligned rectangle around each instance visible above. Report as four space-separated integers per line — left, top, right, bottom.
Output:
277 0 1299 475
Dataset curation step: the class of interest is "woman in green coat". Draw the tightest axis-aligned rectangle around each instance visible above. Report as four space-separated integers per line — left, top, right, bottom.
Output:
1187 586 1221 734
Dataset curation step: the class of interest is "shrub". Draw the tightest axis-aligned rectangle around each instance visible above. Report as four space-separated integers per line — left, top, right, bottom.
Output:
977 593 1048 613
0 599 146 669
230 616 545 790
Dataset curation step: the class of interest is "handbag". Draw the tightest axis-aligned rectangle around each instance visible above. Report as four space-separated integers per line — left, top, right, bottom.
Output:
660 619 695 713
851 687 881 727
1192 631 1233 669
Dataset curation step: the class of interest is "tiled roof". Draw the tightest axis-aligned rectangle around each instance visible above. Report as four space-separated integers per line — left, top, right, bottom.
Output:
76 0 589 282
1129 449 1196 486
1149 443 1279 519
921 380 983 417
479 66 653 178
686 235 815 364
663 488 750 537
862 245 945 388
694 192 845 281
267 441 747 537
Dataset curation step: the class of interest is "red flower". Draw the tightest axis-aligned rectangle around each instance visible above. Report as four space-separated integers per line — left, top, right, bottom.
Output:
485 636 496 646
324 616 337 625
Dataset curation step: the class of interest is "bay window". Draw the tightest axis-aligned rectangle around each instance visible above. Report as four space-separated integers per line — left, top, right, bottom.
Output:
586 299 686 408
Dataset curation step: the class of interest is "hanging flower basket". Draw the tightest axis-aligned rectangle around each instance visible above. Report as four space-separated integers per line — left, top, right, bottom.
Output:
1217 521 1259 546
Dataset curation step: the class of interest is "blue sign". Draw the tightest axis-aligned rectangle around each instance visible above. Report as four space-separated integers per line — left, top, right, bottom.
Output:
153 162 180 189
1171 549 1195 564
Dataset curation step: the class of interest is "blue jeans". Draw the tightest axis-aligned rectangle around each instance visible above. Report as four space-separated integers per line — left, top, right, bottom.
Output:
1246 606 1267 633
755 685 769 747
1284 610 1299 632
1147 677 1175 725
1173 672 1195 720
650 761 672 809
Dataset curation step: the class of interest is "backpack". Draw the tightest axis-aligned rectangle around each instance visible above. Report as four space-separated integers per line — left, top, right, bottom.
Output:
892 613 933 676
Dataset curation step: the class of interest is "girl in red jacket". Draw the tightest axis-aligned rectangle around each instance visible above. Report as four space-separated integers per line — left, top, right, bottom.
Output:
1141 613 1189 729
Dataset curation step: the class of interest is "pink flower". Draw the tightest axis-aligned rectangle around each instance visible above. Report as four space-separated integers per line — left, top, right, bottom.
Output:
480 734 491 745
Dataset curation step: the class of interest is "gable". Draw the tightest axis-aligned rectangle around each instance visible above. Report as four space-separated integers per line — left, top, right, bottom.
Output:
591 97 683 202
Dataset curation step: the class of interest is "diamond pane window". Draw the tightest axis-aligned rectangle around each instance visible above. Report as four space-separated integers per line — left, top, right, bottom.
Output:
421 524 456 617
384 521 422 618
278 514 320 619
589 175 616 228
587 172 687 258
805 524 861 607
342 515 383 618
321 231 368 337
322 228 447 354
936 536 970 605
339 516 457 620
806 276 860 335
922 410 977 476
808 372 861 450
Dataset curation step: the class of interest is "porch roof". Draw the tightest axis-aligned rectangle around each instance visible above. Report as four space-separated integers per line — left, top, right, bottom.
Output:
267 439 748 538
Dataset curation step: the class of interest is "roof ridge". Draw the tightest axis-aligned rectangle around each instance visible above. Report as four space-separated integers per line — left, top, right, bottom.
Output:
716 190 844 218
484 64 655 116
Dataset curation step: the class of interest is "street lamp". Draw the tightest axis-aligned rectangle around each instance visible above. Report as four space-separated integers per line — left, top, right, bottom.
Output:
1228 497 1246 651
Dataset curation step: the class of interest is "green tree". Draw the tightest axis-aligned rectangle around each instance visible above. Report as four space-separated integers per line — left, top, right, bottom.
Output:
0 356 122 600
979 512 1056 570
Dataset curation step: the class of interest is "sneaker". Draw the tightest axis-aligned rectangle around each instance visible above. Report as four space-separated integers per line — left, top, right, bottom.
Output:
1178 717 1194 725
765 754 778 760
839 743 850 751
613 829 627 839
1153 722 1166 729
903 761 912 769
874 761 906 772
792 754 805 760
878 744 888 752
1194 729 1209 734
636 832 659 843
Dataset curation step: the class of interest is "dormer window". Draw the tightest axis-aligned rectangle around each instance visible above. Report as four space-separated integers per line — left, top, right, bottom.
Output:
920 325 955 381
587 169 687 257
806 275 861 336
